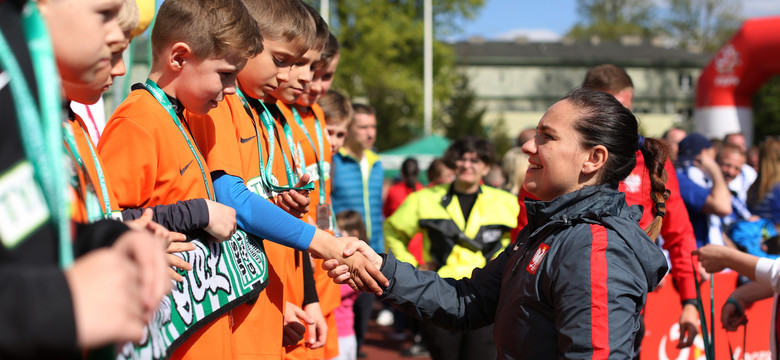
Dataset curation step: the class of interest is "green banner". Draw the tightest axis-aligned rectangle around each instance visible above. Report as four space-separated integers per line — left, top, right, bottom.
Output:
117 229 269 359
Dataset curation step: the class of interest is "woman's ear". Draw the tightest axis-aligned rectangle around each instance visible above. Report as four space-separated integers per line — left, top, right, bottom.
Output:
582 145 608 175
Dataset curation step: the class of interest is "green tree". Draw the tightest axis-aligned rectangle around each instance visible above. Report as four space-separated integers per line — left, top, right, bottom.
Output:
312 0 483 151
567 0 657 41
664 0 742 52
441 73 486 140
486 116 513 158
752 76 780 145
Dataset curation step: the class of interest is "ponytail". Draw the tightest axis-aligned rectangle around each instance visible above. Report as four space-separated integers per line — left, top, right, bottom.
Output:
639 137 671 241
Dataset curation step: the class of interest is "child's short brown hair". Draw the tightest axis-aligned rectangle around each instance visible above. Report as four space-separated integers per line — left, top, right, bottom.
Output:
241 0 317 57
301 2 329 52
336 210 368 243
316 32 340 70
151 0 262 62
319 90 353 127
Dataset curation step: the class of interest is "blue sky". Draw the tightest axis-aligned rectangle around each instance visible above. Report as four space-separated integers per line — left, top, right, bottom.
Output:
455 0 780 41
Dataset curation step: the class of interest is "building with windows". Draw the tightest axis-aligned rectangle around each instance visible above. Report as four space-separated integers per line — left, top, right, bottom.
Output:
452 37 712 139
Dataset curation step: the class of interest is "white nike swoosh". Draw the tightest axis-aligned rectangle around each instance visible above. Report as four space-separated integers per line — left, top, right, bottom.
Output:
0 71 9 91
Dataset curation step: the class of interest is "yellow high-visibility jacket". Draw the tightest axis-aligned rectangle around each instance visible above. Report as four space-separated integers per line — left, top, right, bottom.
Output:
384 183 519 279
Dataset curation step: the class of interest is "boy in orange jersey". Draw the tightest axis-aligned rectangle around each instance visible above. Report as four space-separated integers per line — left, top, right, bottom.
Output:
292 28 343 360
185 1 387 360
97 0 262 358
60 0 248 293
267 6 335 359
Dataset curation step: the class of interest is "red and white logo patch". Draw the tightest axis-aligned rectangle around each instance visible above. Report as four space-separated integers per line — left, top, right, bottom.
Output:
526 243 550 274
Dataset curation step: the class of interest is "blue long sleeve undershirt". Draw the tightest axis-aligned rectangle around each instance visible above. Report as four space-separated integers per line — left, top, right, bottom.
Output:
212 172 314 251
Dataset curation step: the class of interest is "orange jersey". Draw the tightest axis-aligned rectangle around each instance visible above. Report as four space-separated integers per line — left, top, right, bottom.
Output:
275 102 332 227
98 89 214 208
266 101 318 360
98 88 229 360
65 114 118 223
277 102 341 359
188 93 295 360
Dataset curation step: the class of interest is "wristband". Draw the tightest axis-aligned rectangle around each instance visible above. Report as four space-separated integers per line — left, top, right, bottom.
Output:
725 298 744 315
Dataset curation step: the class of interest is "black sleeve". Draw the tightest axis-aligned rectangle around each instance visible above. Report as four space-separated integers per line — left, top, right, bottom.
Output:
379 249 507 331
120 199 210 238
0 266 81 359
302 252 319 306
73 219 130 257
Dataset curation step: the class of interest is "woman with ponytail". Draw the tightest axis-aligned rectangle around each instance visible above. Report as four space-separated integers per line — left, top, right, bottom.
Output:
581 64 700 354
325 88 669 359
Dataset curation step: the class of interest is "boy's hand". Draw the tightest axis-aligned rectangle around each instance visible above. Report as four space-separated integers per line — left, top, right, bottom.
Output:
303 302 327 349
66 248 146 347
204 199 237 242
67 228 169 347
276 173 312 218
112 230 170 320
283 302 314 346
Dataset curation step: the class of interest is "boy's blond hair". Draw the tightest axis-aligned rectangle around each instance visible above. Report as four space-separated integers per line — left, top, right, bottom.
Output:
319 90 353 127
151 0 262 62
241 0 316 57
118 0 140 36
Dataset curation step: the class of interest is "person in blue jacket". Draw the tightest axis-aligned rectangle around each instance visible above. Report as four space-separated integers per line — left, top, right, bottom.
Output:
325 87 670 359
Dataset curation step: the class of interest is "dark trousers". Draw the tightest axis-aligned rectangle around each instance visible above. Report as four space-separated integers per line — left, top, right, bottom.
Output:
353 292 375 353
420 322 496 360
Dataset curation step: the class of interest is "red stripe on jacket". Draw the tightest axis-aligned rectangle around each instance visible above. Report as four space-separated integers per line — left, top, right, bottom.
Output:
589 224 610 359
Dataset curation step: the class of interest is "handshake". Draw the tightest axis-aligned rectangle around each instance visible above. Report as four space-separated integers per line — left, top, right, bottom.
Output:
309 236 388 295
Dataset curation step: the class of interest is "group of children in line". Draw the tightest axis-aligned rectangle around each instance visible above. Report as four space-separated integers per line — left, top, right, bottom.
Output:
1 0 388 359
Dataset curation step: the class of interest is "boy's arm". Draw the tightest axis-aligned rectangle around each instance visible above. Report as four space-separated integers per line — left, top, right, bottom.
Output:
120 199 209 237
212 172 314 251
302 253 319 306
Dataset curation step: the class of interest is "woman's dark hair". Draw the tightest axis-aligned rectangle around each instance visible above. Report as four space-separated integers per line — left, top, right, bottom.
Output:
442 135 497 169
565 87 670 240
400 158 420 189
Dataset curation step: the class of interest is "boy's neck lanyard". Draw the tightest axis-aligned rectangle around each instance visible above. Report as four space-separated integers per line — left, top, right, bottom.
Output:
62 120 111 220
0 4 73 267
274 103 309 189
291 107 326 204
142 79 214 201
235 88 313 192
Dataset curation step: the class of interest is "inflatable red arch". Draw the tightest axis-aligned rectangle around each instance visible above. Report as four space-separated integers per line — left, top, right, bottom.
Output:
695 16 780 145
